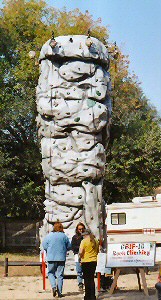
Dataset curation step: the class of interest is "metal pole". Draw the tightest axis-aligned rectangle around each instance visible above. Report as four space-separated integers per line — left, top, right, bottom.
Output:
97 272 101 292
42 252 46 290
97 239 103 292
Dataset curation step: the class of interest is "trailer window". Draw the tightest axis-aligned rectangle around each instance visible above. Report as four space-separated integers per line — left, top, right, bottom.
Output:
111 213 126 225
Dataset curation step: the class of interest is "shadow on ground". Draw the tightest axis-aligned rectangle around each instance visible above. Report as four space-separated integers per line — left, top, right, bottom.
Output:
64 291 83 296
98 288 157 299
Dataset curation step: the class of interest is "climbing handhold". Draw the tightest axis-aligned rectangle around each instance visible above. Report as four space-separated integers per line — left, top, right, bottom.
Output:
74 117 80 122
96 91 101 96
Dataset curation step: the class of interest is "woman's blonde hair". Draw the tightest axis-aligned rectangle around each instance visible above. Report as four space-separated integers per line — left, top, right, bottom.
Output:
89 233 96 249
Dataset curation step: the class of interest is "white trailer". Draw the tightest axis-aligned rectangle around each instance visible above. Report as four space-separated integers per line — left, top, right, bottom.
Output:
105 194 161 263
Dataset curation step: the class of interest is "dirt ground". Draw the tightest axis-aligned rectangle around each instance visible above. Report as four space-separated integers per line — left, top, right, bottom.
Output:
0 254 159 299
0 271 159 300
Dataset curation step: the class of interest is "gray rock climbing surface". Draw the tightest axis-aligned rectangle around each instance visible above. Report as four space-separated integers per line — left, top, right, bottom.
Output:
36 34 111 274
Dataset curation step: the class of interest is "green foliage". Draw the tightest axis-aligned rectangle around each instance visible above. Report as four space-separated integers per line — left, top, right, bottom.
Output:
0 0 110 218
104 56 161 202
0 0 161 219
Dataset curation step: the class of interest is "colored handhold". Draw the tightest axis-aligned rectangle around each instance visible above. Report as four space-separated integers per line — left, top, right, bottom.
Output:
78 195 82 199
83 169 88 172
96 91 101 96
74 117 80 122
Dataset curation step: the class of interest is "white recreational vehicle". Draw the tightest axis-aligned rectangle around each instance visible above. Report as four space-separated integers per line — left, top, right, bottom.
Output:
105 194 161 263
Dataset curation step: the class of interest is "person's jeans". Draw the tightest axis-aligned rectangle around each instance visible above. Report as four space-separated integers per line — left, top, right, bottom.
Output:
82 261 97 300
155 282 161 300
76 261 83 285
48 261 65 294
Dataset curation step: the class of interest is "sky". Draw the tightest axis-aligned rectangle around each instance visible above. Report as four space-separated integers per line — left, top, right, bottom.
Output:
45 0 161 115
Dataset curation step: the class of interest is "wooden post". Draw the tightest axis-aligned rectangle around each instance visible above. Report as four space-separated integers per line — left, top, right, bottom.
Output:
4 258 8 277
42 252 46 290
109 268 120 295
139 268 149 296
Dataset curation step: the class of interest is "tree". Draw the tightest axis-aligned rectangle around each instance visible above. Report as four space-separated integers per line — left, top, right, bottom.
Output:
104 51 161 203
0 0 110 217
0 0 49 218
0 0 161 219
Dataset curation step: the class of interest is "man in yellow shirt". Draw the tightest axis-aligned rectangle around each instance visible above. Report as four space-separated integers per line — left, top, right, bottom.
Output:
79 229 99 300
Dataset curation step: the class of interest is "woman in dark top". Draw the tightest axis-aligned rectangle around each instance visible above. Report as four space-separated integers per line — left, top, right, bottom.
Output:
71 222 85 291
